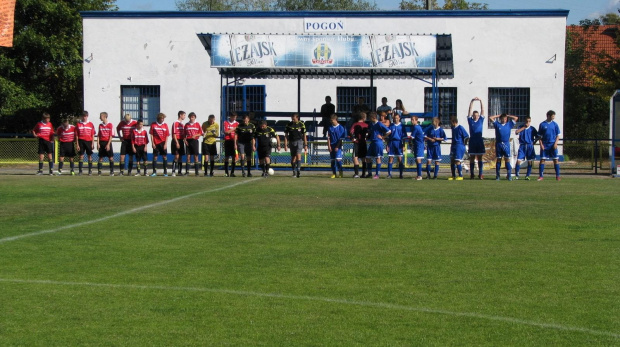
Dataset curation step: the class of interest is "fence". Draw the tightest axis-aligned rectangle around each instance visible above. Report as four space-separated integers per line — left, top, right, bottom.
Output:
0 137 616 174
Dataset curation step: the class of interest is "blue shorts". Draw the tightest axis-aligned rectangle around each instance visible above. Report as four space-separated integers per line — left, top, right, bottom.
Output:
495 142 510 159
411 143 425 159
427 146 441 161
468 138 485 155
450 145 466 161
388 141 403 157
330 148 343 160
541 145 558 160
517 144 536 161
366 142 383 158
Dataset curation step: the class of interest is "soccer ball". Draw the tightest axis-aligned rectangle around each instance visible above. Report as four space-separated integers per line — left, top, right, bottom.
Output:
270 137 277 148
267 168 275 176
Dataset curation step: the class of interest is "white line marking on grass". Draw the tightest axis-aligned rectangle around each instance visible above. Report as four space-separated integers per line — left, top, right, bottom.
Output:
0 179 260 244
0 278 618 339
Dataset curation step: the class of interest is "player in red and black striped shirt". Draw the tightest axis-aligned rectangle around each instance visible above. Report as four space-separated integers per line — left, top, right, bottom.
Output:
97 112 115 176
149 113 170 176
131 119 149 176
116 114 137 175
32 112 55 175
76 111 96 175
171 111 186 176
184 112 203 176
56 118 76 175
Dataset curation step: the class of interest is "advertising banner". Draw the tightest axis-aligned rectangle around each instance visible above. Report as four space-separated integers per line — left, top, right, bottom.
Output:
210 34 436 69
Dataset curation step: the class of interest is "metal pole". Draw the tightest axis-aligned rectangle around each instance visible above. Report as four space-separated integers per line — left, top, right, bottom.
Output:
297 74 301 113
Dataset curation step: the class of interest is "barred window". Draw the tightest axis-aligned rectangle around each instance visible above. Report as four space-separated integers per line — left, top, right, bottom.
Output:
424 87 457 129
121 86 160 125
336 87 377 114
223 85 266 114
488 88 530 128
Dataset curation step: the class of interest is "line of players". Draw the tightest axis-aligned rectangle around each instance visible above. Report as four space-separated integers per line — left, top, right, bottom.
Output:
32 100 561 180
328 97 561 181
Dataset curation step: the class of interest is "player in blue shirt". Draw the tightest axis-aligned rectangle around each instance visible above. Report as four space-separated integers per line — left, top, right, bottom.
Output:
387 113 408 178
537 110 561 181
327 114 347 178
366 112 391 179
489 113 518 180
514 116 539 180
409 114 426 180
449 116 469 180
467 97 486 179
424 117 446 179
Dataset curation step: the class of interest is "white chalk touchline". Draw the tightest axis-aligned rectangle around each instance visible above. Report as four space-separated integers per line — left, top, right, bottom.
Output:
0 278 617 339
0 179 260 244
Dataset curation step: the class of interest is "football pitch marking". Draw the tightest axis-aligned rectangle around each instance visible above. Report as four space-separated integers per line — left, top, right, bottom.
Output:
0 277 618 339
0 179 260 244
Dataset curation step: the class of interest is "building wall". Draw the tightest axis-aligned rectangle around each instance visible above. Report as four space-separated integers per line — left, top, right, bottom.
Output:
82 12 567 140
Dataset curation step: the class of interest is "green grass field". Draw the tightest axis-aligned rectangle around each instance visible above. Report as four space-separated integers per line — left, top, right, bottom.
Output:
0 175 618 346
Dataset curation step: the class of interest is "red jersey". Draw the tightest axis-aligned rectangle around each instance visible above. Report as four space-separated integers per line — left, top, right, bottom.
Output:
33 121 54 142
350 121 369 143
98 122 114 142
57 125 76 143
131 129 149 146
184 122 203 139
172 120 185 140
223 120 238 141
149 122 170 145
116 120 137 140
76 121 96 141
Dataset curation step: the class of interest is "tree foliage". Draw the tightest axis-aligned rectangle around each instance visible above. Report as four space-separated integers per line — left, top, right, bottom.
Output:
564 10 620 139
0 0 116 133
176 0 378 11
399 0 488 10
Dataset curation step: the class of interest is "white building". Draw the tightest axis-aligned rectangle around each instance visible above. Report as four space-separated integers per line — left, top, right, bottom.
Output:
82 10 568 144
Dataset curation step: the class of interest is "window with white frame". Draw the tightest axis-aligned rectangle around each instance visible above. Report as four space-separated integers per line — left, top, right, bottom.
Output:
424 87 457 128
487 88 530 128
121 86 160 125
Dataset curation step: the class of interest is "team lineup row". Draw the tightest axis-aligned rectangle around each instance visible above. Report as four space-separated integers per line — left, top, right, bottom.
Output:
31 99 561 180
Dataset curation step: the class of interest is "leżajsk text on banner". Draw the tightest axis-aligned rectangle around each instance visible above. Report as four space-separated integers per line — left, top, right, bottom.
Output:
0 0 16 47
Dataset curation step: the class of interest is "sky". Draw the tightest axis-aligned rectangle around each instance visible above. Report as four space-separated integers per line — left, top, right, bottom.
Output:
115 0 620 25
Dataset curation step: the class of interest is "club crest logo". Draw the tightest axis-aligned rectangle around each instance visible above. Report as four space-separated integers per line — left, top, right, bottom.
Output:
312 43 334 65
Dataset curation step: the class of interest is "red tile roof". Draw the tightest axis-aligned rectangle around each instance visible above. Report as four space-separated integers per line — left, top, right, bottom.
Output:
566 25 619 87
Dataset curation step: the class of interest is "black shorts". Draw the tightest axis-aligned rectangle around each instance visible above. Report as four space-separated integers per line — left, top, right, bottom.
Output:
120 139 134 155
237 142 253 157
98 140 114 158
153 142 167 157
78 139 94 156
186 139 199 155
59 141 76 157
202 142 217 156
224 140 235 158
134 145 147 161
171 139 185 156
353 141 367 158
257 146 271 159
289 140 304 157
38 139 54 155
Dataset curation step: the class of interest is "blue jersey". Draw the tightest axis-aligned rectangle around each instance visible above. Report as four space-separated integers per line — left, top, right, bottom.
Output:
328 124 347 147
451 125 469 146
410 124 425 148
424 126 446 148
467 116 485 141
388 122 407 142
517 125 538 145
368 121 391 143
493 119 515 144
538 120 560 146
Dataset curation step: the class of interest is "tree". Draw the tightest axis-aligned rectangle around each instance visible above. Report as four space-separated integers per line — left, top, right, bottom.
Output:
0 0 116 133
176 0 378 11
400 0 488 10
274 0 377 11
176 0 273 11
